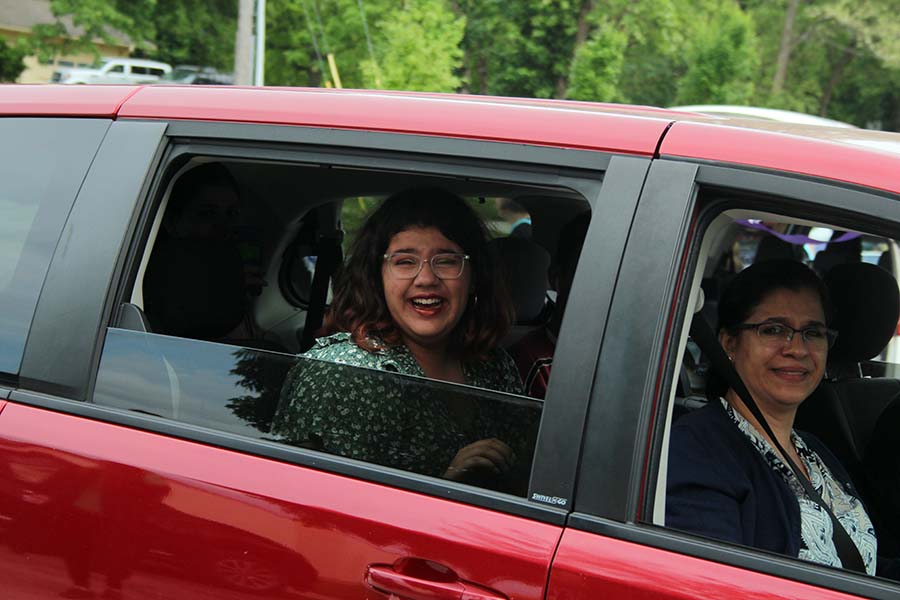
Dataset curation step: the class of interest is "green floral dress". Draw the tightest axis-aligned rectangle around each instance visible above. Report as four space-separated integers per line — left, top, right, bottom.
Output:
271 333 538 489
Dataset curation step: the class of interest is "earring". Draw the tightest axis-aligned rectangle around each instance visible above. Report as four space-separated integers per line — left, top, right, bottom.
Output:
728 354 734 362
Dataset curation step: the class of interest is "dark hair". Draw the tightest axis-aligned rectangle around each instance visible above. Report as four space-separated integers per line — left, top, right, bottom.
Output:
166 163 239 224
324 187 514 360
717 259 833 334
707 259 832 399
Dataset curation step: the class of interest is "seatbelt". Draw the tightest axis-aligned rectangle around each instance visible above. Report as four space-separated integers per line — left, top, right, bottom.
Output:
690 317 867 574
300 230 343 352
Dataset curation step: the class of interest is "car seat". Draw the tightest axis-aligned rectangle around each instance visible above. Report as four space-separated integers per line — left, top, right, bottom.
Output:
812 235 862 276
489 236 551 343
864 395 900 556
795 262 900 534
144 236 248 340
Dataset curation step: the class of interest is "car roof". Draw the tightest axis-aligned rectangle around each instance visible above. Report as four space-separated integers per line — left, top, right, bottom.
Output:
2 85 898 193
667 104 856 129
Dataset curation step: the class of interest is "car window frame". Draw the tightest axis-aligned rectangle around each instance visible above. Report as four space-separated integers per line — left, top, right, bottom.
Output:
570 157 900 599
18 120 168 397
0 117 112 380
12 119 647 525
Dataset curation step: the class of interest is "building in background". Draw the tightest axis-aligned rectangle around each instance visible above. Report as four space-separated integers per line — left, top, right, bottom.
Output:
0 0 132 83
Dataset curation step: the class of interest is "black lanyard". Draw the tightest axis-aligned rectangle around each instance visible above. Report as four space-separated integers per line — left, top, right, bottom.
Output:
690 317 867 574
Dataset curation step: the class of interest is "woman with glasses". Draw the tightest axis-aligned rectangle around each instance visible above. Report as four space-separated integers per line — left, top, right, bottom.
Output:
667 259 878 574
272 187 532 487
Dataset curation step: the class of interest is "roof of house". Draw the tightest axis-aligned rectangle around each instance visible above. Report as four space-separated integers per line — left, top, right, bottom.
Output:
0 0 130 45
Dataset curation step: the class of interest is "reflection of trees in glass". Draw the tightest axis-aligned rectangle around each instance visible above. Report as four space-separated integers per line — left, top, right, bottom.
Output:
226 349 294 433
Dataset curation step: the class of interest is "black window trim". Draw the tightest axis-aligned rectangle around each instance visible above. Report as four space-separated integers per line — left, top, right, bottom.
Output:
158 119 615 173
574 159 700 520
19 120 169 400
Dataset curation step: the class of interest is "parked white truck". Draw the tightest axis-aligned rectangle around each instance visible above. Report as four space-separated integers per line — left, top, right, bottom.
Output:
52 58 172 84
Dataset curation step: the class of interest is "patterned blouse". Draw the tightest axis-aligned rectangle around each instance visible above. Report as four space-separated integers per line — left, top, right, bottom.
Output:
271 333 536 487
721 399 877 574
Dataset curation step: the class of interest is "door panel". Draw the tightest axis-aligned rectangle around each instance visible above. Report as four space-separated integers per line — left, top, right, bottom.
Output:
20 120 168 400
548 529 865 600
0 401 562 599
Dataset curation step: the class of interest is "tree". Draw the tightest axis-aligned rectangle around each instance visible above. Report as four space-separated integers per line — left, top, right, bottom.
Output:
27 0 235 71
226 349 292 433
28 0 156 62
565 0 690 104
362 0 465 92
771 0 800 95
0 37 26 82
745 0 900 127
675 4 758 105
565 24 627 102
152 0 236 70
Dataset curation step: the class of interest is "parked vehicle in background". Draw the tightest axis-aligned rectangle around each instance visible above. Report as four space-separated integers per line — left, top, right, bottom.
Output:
668 104 856 128
159 65 233 85
1 84 899 600
52 58 172 84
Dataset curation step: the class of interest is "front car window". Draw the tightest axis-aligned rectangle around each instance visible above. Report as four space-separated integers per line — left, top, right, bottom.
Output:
655 196 900 582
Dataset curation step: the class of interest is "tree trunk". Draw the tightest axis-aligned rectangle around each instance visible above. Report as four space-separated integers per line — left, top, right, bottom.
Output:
555 0 595 99
772 0 800 95
234 0 254 85
819 42 855 117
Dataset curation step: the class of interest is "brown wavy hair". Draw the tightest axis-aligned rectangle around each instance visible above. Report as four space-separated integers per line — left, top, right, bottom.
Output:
323 187 514 361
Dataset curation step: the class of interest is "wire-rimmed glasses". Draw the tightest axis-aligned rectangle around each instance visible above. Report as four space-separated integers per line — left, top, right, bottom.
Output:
383 252 470 280
734 321 838 350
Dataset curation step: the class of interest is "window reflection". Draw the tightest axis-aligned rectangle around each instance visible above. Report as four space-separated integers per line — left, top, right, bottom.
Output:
95 328 542 496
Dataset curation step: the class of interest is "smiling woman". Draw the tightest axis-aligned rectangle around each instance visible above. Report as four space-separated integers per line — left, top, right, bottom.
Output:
666 260 878 574
270 187 535 489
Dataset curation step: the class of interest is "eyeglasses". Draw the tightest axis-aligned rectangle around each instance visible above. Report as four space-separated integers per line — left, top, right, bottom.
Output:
734 321 838 350
383 252 470 280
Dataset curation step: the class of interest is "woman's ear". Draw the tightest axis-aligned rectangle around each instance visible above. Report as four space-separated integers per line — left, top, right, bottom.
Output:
719 329 737 358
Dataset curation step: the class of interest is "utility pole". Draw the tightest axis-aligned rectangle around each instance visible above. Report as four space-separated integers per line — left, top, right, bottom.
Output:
234 0 253 85
253 0 266 86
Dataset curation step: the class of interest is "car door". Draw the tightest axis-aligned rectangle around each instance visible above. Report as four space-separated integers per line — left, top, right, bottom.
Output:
549 150 900 599
0 115 646 598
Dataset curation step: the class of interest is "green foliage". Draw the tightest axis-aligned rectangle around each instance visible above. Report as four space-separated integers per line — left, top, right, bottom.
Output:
566 24 627 102
0 37 27 82
675 4 758 105
19 0 900 131
28 0 233 70
362 0 465 91
811 0 900 69
151 0 236 69
29 0 156 61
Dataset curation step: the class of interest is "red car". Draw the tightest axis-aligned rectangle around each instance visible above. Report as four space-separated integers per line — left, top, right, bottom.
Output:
1 84 899 599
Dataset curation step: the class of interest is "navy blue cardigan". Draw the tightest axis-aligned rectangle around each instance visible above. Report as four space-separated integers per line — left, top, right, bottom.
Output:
666 400 859 558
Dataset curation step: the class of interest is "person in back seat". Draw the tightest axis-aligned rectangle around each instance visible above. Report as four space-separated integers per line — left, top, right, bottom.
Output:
272 188 537 489
144 163 269 344
667 260 878 575
508 212 589 399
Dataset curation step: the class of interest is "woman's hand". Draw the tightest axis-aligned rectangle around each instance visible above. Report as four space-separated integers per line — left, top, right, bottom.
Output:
444 438 516 482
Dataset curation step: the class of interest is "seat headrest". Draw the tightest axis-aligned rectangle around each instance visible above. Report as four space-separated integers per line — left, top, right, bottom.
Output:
825 262 899 363
489 236 550 323
144 237 247 340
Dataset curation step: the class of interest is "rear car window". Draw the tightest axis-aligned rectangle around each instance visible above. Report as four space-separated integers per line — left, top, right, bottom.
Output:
0 118 109 375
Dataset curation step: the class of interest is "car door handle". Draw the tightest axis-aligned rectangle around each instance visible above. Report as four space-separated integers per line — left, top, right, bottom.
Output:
366 560 507 600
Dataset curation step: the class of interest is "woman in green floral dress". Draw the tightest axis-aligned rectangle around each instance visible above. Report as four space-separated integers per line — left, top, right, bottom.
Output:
272 188 537 490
